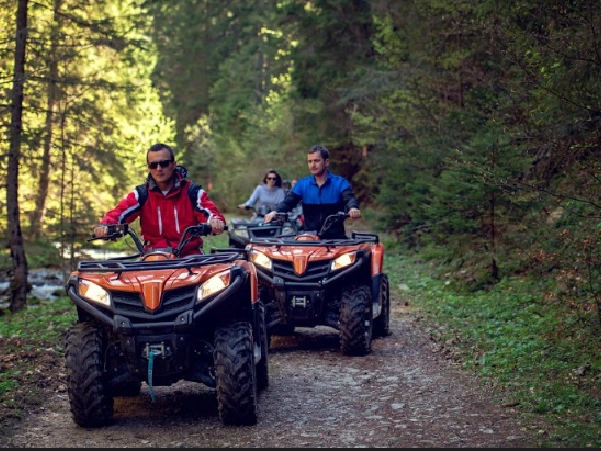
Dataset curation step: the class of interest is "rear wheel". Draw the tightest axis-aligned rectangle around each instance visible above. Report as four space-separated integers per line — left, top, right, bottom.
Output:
339 286 372 356
372 274 391 338
214 322 258 426
256 303 270 390
65 322 114 427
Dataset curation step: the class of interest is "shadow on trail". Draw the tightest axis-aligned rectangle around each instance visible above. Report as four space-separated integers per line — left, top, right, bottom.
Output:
111 384 219 424
269 326 341 354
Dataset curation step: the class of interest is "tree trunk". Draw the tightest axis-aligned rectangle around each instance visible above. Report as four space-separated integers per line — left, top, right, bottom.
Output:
8 0 29 314
30 0 62 240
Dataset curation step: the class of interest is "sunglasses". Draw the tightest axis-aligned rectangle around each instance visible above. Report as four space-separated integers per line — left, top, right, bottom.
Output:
266 177 276 181
148 159 173 169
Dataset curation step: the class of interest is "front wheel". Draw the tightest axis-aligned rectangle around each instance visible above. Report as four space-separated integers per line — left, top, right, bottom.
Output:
339 286 372 356
214 322 258 426
65 322 114 427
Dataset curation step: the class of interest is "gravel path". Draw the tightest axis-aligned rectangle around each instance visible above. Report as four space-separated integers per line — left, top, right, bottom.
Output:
4 301 541 448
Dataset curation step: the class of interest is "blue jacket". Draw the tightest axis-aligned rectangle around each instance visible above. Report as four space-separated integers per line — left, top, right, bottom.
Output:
275 170 359 238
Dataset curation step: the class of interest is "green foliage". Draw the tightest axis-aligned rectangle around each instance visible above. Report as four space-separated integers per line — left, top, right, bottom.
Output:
24 241 63 269
0 0 175 242
395 253 601 447
202 232 230 251
0 297 75 415
0 241 62 273
0 297 75 343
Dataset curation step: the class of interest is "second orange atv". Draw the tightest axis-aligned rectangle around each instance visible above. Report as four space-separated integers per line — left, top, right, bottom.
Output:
246 212 390 356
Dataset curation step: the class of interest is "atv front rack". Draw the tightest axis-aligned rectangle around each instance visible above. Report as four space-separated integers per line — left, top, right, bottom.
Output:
350 231 379 244
77 251 241 273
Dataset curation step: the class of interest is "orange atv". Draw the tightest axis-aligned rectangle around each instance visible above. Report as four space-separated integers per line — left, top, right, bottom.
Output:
64 223 268 427
246 212 390 356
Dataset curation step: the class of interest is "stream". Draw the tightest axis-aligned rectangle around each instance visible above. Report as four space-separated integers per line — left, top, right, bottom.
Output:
0 247 130 309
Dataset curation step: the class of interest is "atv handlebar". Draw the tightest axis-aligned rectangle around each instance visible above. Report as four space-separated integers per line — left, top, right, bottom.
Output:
88 224 145 254
88 223 229 258
271 212 290 225
316 212 350 237
244 204 276 217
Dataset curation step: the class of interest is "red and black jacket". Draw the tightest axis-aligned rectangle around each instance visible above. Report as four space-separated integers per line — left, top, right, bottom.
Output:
99 166 225 256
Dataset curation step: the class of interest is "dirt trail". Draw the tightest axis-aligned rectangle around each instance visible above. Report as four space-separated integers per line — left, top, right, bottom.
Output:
4 302 541 448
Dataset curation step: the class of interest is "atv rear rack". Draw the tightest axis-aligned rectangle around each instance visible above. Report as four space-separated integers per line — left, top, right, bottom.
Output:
77 251 241 273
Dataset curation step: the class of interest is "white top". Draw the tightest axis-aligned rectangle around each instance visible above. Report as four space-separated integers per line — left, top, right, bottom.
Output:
244 184 286 211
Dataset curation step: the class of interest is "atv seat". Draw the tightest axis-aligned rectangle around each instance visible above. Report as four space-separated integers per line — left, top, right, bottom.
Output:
295 234 319 241
142 250 175 260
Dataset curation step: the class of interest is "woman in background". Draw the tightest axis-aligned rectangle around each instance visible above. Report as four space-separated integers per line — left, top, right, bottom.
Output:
238 169 286 214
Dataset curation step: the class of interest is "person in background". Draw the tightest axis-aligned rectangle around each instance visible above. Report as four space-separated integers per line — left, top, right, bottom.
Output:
238 169 286 214
93 143 225 256
264 145 361 238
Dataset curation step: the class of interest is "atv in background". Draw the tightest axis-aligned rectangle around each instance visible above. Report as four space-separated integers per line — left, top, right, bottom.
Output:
228 204 298 249
64 223 269 427
246 212 390 356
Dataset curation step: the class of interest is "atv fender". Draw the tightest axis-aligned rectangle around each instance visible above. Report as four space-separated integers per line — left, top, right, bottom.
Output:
370 243 385 276
371 273 384 318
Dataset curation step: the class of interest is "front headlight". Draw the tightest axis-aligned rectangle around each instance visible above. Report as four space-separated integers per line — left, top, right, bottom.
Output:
79 280 111 306
197 270 231 301
249 250 272 270
233 227 249 238
331 252 356 271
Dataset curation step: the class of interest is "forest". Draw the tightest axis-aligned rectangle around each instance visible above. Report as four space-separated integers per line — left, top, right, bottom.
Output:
2 0 601 322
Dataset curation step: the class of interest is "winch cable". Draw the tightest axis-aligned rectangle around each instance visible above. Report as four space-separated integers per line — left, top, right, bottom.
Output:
147 349 161 403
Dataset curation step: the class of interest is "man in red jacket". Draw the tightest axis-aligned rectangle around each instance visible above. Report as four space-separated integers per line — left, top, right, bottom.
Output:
93 143 226 256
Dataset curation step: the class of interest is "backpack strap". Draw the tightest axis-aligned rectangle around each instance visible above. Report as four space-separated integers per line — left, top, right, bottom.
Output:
136 181 200 212
135 184 149 207
187 182 202 211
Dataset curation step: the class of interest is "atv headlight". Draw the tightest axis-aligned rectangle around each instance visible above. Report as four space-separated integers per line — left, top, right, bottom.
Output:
79 280 111 306
233 227 249 238
197 270 231 301
232 225 248 238
249 250 272 270
282 226 296 236
331 252 356 271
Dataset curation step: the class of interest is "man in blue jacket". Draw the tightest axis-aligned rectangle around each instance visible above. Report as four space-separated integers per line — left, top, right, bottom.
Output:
264 145 361 238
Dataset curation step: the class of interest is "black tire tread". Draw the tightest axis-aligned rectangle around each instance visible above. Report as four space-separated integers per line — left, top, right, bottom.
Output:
339 287 372 356
65 322 114 427
214 322 258 426
257 303 270 390
373 274 391 338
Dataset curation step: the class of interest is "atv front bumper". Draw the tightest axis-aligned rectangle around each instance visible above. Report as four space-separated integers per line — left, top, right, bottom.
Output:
66 268 247 333
66 268 261 386
256 253 371 328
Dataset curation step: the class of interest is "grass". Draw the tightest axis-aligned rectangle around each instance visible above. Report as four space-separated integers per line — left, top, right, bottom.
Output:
385 249 601 448
0 297 76 343
0 296 75 425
